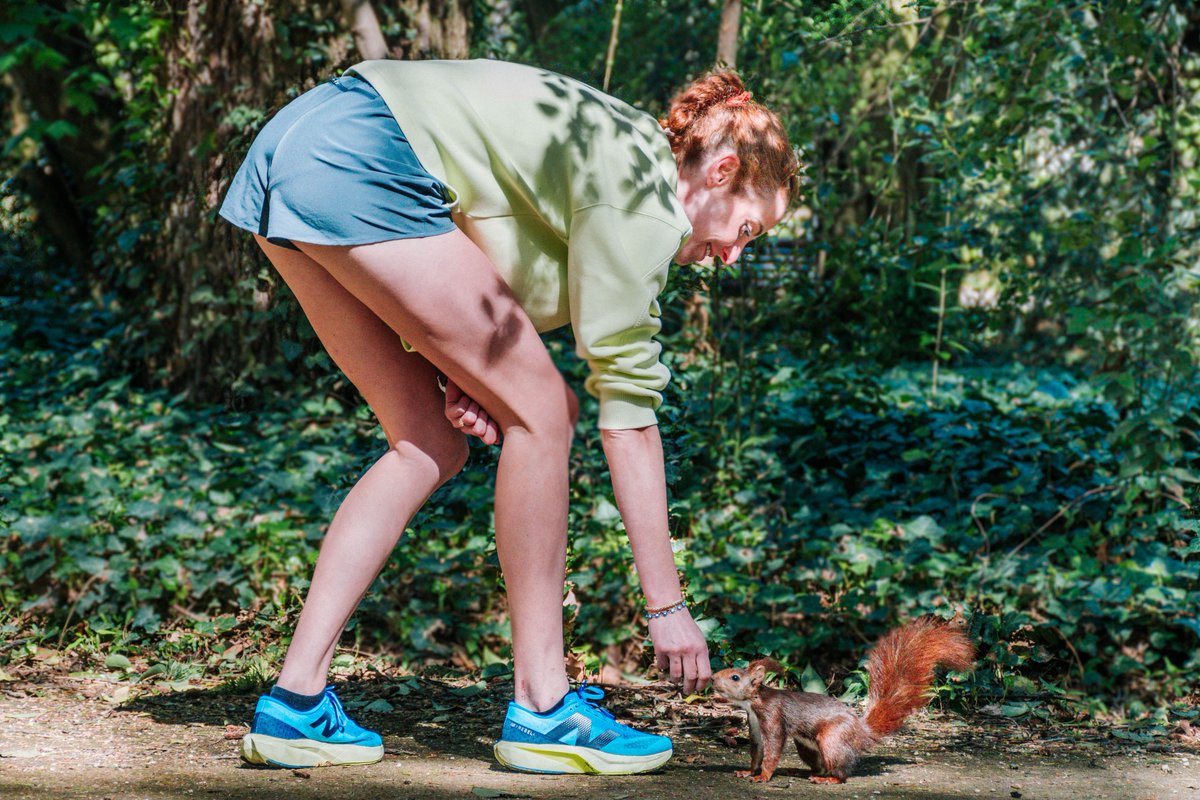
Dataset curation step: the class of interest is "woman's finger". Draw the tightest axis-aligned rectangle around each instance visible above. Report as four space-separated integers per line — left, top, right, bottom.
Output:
481 418 501 446
681 654 697 695
456 400 475 426
695 652 713 690
445 389 468 419
470 412 488 437
686 653 710 694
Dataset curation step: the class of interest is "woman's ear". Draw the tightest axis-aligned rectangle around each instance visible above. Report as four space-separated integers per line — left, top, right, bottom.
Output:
707 153 741 188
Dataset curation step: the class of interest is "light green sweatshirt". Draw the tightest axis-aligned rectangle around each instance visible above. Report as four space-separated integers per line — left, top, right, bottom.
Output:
348 59 693 430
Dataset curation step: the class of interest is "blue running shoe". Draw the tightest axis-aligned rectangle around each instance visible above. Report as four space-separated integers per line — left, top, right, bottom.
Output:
494 683 672 774
241 686 384 768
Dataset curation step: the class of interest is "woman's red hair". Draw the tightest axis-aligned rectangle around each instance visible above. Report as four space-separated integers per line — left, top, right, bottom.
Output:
660 70 801 202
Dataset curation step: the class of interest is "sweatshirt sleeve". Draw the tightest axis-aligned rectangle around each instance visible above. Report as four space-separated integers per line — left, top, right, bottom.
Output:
567 203 688 430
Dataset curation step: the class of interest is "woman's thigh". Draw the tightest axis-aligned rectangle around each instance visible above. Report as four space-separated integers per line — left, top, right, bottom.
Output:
254 235 466 470
294 230 573 439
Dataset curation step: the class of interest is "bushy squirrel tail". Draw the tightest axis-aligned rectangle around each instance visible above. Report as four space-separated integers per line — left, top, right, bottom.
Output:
862 615 975 738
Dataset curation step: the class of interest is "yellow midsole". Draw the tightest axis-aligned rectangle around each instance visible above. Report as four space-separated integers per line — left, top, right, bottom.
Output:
493 741 671 775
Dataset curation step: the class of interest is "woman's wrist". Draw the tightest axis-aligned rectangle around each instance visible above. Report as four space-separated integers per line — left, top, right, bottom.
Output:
642 598 687 621
640 570 686 609
641 572 689 620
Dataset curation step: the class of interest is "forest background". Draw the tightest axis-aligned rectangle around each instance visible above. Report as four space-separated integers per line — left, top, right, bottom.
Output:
2 0 1199 736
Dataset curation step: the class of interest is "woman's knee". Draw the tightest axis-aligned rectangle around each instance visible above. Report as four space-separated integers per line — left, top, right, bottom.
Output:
508 378 576 451
385 429 469 488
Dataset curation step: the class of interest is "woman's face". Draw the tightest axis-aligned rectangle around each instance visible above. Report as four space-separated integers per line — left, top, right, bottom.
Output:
675 153 790 266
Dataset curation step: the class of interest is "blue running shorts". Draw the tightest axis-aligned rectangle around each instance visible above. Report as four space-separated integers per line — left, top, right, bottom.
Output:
218 74 456 250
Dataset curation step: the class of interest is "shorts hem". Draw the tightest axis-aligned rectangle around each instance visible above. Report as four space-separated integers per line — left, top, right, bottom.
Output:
219 210 458 249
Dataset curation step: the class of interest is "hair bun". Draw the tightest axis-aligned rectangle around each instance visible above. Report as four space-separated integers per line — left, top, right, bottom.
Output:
659 69 801 202
659 71 747 139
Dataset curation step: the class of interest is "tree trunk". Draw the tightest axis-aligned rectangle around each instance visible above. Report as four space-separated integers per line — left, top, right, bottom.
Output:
716 0 741 68
152 0 472 393
157 0 289 390
3 0 122 277
521 0 563 42
3 73 93 274
341 0 389 60
403 0 472 59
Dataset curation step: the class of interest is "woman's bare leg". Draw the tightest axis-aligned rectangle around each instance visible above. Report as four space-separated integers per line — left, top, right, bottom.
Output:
253 236 469 695
296 231 574 711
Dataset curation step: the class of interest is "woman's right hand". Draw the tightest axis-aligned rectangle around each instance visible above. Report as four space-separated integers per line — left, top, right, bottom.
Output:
443 377 501 445
647 607 712 695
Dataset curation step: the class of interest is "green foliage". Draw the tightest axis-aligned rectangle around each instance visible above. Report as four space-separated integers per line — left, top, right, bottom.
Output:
3 0 1200 720
4 265 1200 711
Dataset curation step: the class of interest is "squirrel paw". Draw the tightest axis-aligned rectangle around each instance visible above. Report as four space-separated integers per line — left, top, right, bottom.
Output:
733 770 756 779
749 773 774 783
809 775 847 784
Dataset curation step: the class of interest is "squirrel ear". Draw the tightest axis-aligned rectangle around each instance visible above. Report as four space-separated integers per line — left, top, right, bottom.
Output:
747 658 784 684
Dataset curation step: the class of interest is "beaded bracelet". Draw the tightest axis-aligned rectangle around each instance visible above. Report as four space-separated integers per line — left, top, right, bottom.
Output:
642 600 687 621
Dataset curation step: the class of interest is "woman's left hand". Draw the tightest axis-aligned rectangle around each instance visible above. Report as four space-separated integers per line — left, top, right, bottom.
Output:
647 608 712 695
444 377 501 445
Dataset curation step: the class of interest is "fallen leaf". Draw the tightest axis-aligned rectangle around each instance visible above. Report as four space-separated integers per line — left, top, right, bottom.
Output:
104 654 133 670
565 650 588 682
33 648 61 666
363 698 394 713
102 685 132 705
292 769 311 779
1170 721 1198 742
224 724 249 740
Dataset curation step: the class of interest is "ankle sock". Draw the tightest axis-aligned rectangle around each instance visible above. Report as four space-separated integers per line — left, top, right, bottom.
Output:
270 684 324 712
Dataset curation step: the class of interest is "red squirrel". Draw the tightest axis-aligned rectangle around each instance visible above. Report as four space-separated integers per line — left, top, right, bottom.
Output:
711 615 975 784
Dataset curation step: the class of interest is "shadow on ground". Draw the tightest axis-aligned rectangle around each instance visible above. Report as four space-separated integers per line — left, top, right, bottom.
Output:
4 675 1195 800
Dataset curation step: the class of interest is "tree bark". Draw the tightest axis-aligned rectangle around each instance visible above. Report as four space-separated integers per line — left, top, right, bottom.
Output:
341 0 389 60
3 72 93 273
405 0 472 59
521 0 563 42
152 0 472 392
716 0 741 68
3 0 122 276
157 0 287 389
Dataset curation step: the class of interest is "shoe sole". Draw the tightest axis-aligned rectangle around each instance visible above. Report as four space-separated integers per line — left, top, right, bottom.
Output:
241 733 384 768
493 741 672 775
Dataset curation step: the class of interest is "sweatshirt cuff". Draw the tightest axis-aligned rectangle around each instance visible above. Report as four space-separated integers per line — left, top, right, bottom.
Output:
597 393 659 430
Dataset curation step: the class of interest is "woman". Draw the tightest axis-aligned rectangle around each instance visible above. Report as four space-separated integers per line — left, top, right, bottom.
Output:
219 57 798 775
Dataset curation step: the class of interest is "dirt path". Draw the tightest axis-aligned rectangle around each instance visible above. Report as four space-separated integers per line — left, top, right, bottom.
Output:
1 676 1197 800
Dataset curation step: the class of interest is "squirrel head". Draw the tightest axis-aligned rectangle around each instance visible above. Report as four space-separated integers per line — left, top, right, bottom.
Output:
711 658 784 702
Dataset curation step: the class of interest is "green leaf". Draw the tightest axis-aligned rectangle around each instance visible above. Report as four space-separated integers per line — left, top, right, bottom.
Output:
799 664 827 695
362 698 393 713
104 654 133 670
1001 702 1031 717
